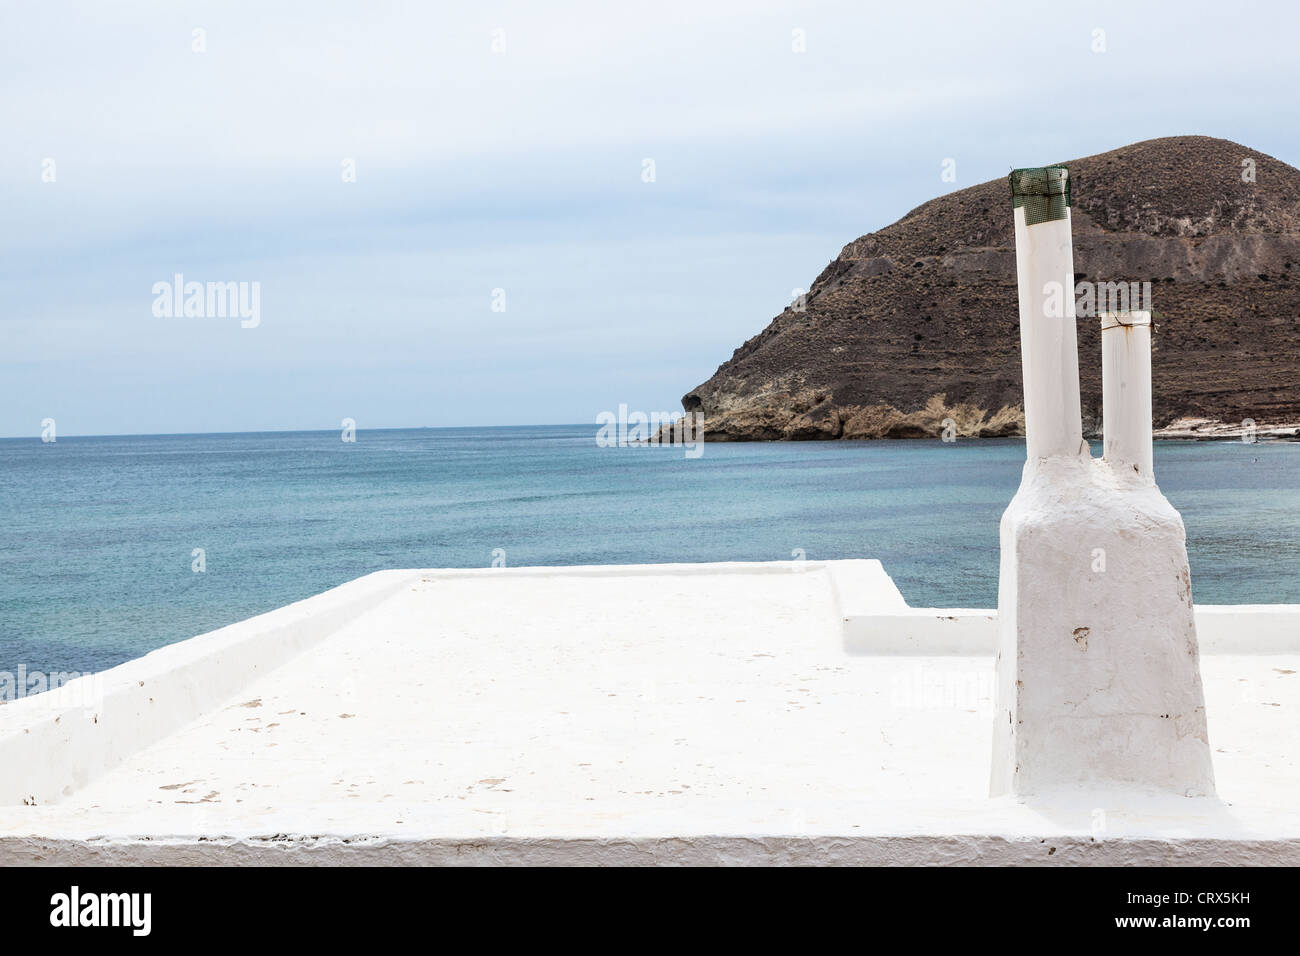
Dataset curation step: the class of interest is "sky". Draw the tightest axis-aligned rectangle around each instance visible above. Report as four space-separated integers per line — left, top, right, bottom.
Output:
2 0 1298 436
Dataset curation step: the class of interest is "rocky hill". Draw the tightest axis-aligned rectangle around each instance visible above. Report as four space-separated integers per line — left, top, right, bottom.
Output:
681 136 1300 440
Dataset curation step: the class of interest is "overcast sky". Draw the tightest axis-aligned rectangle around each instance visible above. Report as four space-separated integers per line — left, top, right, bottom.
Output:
2 0 1296 436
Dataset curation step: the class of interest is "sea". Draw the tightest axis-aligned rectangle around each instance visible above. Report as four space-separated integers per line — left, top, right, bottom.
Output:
1 426 1297 675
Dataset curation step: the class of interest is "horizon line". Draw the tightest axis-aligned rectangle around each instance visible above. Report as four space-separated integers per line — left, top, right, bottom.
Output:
0 423 595 442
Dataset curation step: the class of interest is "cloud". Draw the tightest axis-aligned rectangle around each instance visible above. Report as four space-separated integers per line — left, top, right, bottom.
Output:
1 0 1296 434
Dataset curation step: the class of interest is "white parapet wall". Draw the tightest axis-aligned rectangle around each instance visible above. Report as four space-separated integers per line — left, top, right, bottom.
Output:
0 569 417 807
843 604 1300 655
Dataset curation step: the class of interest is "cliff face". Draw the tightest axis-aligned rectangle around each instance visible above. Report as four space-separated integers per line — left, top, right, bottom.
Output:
683 136 1300 440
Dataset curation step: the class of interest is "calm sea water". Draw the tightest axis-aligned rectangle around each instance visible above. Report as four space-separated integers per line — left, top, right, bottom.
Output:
1 426 1297 674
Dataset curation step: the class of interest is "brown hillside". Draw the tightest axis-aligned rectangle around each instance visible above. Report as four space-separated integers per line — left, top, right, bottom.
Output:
682 136 1300 440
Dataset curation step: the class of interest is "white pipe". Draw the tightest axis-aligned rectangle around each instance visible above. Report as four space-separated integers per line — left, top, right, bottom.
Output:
994 169 1214 799
1011 169 1083 460
1101 310 1154 478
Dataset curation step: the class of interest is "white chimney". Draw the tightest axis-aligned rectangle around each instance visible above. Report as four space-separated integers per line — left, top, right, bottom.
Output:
1011 167 1084 460
1101 310 1154 478
992 168 1215 799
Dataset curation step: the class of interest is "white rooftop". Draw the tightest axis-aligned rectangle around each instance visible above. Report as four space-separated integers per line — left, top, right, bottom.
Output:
2 561 1298 864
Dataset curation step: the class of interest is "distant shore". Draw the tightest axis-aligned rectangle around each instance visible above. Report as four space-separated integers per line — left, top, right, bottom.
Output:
1150 418 1300 442
682 411 1300 443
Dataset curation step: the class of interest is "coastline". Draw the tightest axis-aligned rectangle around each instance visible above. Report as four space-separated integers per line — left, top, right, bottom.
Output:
673 410 1300 442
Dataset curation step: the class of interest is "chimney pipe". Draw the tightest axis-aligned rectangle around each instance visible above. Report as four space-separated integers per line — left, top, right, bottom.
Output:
1009 167 1083 459
1101 310 1154 478
994 164 1214 798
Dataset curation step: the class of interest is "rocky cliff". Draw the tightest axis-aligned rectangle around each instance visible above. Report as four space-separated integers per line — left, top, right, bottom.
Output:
681 136 1300 440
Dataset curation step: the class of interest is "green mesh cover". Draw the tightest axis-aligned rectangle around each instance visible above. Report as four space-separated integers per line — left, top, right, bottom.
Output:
1009 166 1071 226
